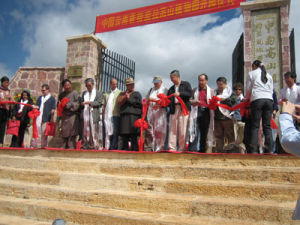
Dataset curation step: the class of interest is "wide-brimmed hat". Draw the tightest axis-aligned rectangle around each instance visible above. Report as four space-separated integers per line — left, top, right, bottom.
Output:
152 76 162 84
125 77 134 85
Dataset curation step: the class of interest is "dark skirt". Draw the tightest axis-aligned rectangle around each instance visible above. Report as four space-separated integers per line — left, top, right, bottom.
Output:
119 114 139 135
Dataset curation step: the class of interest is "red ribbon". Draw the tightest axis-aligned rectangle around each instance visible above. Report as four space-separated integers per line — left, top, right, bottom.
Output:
57 97 70 117
206 96 277 129
0 100 33 108
0 100 42 138
134 99 150 152
28 108 41 138
151 93 189 116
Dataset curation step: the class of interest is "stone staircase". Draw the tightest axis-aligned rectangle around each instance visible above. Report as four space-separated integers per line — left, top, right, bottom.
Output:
0 149 299 224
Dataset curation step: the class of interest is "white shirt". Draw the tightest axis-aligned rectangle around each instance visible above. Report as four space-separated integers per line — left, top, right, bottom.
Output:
175 83 180 103
149 86 168 106
279 113 300 156
278 84 300 105
246 68 273 102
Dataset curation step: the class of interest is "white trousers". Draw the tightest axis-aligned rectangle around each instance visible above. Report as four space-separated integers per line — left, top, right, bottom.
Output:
31 122 48 148
168 105 189 152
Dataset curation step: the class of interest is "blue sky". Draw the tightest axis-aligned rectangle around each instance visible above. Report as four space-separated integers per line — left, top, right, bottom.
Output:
0 0 299 94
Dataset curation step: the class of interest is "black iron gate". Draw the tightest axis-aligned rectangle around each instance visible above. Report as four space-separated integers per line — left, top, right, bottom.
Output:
232 33 244 86
290 28 296 74
97 48 135 93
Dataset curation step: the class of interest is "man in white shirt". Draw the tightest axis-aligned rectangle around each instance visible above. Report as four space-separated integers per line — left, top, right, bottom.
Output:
145 76 168 151
278 72 300 105
167 70 193 152
103 78 121 150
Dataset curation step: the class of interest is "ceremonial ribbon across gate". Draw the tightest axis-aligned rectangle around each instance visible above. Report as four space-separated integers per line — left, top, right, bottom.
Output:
0 101 40 138
135 94 278 152
134 99 150 152
134 94 188 152
205 96 278 129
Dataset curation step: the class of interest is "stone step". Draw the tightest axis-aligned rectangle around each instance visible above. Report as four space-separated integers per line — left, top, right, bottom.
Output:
0 179 296 223
0 166 299 202
1 154 300 184
1 149 300 168
0 194 295 225
0 214 50 225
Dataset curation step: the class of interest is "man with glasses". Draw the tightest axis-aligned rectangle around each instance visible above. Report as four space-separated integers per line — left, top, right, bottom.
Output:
232 83 246 152
32 84 56 148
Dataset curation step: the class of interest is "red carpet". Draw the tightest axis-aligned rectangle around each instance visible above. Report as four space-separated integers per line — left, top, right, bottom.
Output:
0 147 291 156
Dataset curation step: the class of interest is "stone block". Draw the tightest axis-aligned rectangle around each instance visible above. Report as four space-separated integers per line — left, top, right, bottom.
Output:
48 72 56 80
29 73 36 79
18 80 27 89
38 71 47 80
10 82 17 89
21 72 29 79
29 80 38 90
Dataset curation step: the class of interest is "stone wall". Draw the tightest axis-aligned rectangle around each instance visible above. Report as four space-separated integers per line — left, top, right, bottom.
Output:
10 67 65 100
65 34 106 94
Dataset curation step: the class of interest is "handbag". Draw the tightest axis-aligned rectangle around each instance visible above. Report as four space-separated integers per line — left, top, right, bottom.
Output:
45 121 56 137
6 120 20 136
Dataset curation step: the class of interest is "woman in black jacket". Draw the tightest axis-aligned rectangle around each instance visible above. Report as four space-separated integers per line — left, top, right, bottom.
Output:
10 90 33 147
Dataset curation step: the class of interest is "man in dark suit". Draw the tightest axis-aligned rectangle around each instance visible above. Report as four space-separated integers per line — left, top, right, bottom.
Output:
32 84 56 148
167 70 193 152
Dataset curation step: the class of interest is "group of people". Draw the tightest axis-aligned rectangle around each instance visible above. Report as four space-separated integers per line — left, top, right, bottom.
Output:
0 59 299 153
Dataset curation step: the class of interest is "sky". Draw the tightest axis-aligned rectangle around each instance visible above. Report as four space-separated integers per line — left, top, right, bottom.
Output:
0 0 299 96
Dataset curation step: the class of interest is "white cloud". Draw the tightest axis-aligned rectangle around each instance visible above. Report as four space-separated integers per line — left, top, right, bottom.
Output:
99 14 244 95
15 0 300 96
0 62 12 78
21 0 169 69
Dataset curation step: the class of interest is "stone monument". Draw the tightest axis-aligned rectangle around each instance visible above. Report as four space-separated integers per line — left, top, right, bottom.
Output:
241 0 291 91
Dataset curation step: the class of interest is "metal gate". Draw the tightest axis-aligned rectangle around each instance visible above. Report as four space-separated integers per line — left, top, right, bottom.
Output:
290 28 296 74
97 48 135 93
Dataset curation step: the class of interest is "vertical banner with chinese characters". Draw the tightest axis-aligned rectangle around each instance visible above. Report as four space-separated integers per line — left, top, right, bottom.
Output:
95 0 245 33
251 9 282 91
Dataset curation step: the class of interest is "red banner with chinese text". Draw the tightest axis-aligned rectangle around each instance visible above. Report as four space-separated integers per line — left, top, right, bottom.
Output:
95 0 245 33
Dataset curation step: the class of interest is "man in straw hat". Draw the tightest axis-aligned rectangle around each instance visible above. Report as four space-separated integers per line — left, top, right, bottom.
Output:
118 77 142 151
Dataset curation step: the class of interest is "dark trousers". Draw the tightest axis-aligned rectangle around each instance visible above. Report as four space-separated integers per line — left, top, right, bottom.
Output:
188 108 210 153
61 136 77 149
120 134 138 151
11 121 27 147
109 116 120 150
250 99 273 153
0 109 8 144
243 116 252 153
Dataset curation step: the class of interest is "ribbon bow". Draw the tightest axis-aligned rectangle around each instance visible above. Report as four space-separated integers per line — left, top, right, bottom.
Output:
57 97 69 117
134 119 149 130
28 108 41 138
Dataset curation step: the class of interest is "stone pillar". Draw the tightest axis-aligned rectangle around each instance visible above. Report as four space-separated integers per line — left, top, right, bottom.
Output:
65 34 106 94
241 0 291 91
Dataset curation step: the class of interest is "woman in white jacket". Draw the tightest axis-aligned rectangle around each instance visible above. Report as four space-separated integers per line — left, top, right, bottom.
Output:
245 60 273 154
